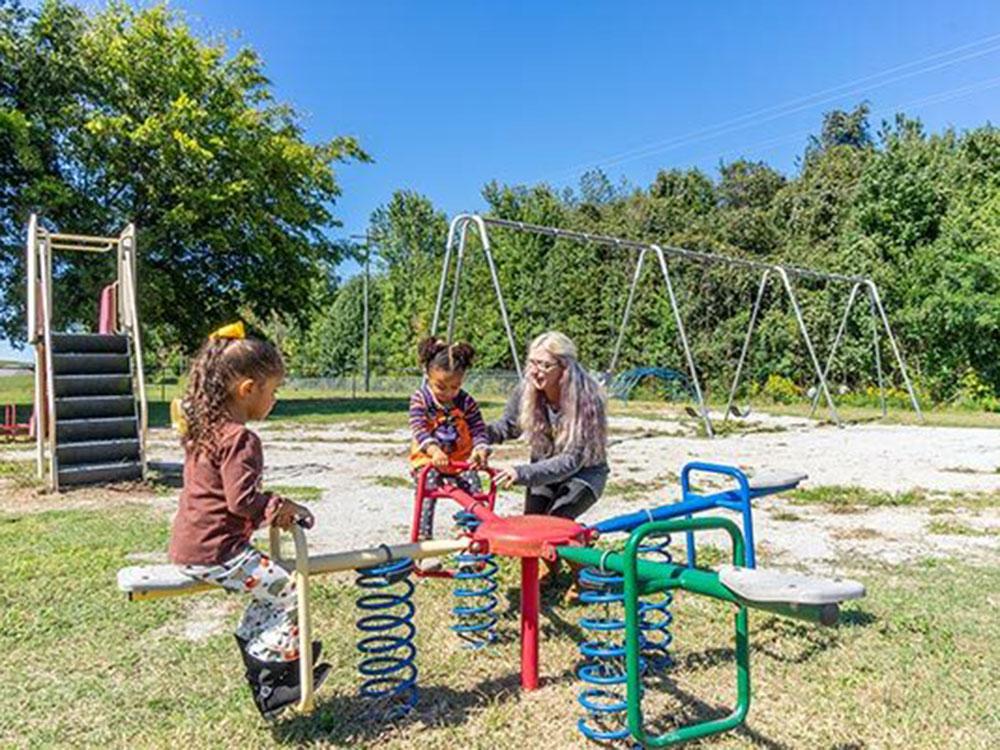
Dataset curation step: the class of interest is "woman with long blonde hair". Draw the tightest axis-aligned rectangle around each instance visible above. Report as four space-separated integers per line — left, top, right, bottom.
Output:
489 331 609 527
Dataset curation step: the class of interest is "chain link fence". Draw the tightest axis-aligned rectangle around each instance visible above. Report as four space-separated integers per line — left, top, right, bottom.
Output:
284 369 521 398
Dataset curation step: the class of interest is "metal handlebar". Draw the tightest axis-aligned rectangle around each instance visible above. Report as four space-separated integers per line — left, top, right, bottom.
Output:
267 522 315 714
623 518 749 747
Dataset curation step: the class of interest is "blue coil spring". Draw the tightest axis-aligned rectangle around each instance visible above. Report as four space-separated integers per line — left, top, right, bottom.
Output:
576 564 635 743
638 534 674 672
355 556 418 719
451 510 499 649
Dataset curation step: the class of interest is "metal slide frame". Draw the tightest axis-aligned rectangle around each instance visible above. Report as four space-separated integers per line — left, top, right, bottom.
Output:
26 214 149 489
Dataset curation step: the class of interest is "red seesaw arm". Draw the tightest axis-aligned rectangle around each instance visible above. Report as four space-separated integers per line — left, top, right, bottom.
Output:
411 461 501 545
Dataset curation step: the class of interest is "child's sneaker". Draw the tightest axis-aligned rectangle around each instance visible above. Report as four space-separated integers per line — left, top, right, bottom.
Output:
416 556 443 573
236 637 330 721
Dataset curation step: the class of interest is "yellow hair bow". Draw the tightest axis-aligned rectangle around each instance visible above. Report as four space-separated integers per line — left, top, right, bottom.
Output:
209 321 245 340
170 398 188 436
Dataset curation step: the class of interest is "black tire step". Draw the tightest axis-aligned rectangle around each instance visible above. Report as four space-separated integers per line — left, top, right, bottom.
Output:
58 461 143 487
54 374 133 397
56 396 135 420
57 439 140 466
53 353 131 375
50 333 129 354
57 417 138 443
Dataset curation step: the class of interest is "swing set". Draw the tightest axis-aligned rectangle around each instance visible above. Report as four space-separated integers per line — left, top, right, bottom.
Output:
431 214 923 436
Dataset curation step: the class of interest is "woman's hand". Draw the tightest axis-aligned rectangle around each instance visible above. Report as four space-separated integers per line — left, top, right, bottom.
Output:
273 499 314 530
493 465 519 489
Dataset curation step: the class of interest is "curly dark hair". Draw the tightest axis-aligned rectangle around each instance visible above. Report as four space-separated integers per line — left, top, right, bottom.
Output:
417 337 475 374
181 335 285 457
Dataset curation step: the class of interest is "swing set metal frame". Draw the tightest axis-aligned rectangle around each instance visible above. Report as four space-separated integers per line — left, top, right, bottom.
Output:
431 214 923 437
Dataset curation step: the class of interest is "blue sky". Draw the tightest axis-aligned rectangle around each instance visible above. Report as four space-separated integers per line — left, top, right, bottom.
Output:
5 1 1000 361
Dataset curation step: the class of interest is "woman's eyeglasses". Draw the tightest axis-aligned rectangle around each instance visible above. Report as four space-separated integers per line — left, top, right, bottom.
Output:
528 358 560 373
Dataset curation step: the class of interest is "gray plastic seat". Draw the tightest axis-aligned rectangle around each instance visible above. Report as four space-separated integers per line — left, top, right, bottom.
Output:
117 565 210 599
747 469 808 496
718 564 865 605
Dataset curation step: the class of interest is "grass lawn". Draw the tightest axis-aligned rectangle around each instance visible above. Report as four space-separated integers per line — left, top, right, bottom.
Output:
0 375 32 416
1 504 997 749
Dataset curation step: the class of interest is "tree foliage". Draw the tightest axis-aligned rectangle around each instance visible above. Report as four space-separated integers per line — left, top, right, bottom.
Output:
3 3 995 405
314 108 999 405
0 0 367 349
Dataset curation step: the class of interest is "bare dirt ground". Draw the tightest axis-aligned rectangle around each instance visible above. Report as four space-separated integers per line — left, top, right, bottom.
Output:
3 407 996 570
128 408 1000 570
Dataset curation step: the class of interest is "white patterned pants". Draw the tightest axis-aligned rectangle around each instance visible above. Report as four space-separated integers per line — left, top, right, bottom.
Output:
182 546 299 662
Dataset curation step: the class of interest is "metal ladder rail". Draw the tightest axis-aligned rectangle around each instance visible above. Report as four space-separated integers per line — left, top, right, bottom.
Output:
118 225 148 478
38 230 58 489
26 215 45 480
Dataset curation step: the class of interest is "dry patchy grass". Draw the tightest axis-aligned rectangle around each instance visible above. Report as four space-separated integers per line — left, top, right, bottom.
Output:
1 502 997 749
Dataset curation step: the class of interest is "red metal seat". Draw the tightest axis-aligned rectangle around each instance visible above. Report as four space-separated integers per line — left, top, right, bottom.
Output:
472 514 587 559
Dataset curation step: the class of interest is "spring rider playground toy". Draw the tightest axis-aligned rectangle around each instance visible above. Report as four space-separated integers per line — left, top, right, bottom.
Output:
117 459 864 746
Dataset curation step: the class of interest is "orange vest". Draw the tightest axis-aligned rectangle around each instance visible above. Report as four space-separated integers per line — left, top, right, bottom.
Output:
409 398 474 468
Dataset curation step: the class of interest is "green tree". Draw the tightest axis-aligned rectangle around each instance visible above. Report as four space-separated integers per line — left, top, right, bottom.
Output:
273 101 998 405
805 102 874 160
904 127 1000 396
368 191 448 371
294 273 374 377
0 0 368 350
716 159 785 256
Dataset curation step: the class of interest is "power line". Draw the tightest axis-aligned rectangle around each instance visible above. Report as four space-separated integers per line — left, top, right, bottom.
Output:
544 30 1000 181
685 72 1000 168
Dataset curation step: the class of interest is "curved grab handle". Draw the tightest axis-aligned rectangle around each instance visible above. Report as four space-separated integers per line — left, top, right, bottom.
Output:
623 518 749 747
680 461 751 499
267 522 314 714
680 462 756 568
290 523 314 714
414 461 499 499
412 461 500 547
417 460 498 477
626 517 746 571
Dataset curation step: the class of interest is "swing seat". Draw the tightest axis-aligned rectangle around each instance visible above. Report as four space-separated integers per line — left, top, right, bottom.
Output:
747 469 807 496
117 564 214 600
718 564 865 605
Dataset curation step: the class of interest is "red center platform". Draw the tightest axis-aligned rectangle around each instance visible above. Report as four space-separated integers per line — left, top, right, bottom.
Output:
472 515 588 690
411 465 591 690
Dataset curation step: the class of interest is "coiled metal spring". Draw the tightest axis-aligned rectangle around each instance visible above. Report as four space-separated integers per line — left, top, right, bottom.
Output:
638 534 674 673
576 564 634 742
355 556 418 719
451 510 498 649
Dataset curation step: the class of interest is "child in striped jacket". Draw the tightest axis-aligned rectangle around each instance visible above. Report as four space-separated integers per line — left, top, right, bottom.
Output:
409 338 489 543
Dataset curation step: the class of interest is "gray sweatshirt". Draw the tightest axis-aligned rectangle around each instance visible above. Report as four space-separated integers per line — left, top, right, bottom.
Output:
486 383 609 496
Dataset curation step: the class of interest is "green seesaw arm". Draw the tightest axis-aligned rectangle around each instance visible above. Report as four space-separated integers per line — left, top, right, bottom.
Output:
558 517 846 747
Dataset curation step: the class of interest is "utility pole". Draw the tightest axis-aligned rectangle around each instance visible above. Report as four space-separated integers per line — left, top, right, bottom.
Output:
362 230 370 393
349 231 376 393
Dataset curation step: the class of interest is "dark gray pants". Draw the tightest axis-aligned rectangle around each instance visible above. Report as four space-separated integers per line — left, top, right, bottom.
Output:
416 469 482 538
524 478 597 521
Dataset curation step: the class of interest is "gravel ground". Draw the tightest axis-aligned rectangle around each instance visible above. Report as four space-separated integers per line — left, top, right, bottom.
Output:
135 409 1000 569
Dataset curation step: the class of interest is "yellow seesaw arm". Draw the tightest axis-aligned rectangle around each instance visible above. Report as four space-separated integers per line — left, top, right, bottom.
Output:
117 536 468 602
117 532 469 715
